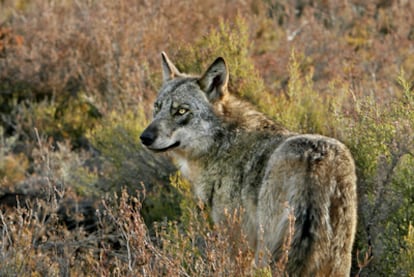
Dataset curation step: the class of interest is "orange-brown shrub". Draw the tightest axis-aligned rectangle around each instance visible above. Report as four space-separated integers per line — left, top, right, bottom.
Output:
0 0 413 276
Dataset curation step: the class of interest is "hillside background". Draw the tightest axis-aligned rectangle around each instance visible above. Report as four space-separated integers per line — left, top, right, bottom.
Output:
0 0 413 276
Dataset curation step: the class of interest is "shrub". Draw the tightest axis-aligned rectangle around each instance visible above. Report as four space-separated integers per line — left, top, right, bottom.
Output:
398 223 414 276
1 0 414 275
88 109 178 225
337 72 414 275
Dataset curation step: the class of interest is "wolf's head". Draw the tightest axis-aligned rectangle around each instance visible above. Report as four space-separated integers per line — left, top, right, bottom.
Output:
140 52 229 158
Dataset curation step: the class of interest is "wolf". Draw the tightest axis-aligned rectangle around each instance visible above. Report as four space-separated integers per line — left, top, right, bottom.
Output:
140 52 357 276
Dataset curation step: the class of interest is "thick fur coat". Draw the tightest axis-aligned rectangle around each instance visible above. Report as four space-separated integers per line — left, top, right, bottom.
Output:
140 52 357 276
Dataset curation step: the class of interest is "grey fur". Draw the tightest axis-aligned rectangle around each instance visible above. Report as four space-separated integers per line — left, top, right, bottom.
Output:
140 53 357 276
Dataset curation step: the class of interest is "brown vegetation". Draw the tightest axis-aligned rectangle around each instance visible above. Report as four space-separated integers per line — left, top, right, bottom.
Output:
0 0 413 275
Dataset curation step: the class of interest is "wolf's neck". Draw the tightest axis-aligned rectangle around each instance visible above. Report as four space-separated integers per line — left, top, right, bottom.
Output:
215 94 288 134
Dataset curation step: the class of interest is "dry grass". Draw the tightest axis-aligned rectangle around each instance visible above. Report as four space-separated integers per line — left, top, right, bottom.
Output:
0 0 413 275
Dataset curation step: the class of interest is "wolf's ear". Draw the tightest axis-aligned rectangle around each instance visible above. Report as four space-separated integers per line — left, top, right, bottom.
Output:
198 57 229 102
161 52 181 83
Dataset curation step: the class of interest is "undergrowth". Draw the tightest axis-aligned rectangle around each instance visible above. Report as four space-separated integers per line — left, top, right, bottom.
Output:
0 0 413 275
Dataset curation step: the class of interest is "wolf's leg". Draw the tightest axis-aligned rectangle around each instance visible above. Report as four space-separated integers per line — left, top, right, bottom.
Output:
256 145 309 273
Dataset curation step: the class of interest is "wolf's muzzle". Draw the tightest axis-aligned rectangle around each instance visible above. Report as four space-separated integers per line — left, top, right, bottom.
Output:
140 127 157 146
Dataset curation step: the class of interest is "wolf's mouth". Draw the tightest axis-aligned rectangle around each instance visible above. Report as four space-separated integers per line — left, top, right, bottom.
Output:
150 141 180 152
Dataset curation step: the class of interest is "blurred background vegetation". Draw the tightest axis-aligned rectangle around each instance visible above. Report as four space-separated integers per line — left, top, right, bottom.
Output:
0 0 413 275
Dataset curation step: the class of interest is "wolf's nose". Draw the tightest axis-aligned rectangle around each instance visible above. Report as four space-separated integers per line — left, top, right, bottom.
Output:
140 130 156 146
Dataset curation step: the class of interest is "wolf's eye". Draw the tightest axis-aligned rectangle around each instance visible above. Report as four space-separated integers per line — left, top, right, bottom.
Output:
177 108 188 116
153 103 161 114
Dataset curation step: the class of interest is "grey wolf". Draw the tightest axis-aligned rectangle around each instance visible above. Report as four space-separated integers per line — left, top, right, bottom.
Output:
140 52 357 276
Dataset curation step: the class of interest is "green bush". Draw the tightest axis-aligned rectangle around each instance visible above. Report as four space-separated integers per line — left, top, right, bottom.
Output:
88 109 178 225
174 16 267 103
337 72 414 275
398 223 414 276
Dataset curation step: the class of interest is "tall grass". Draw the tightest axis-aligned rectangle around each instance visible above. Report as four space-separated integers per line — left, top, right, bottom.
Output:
0 0 413 275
